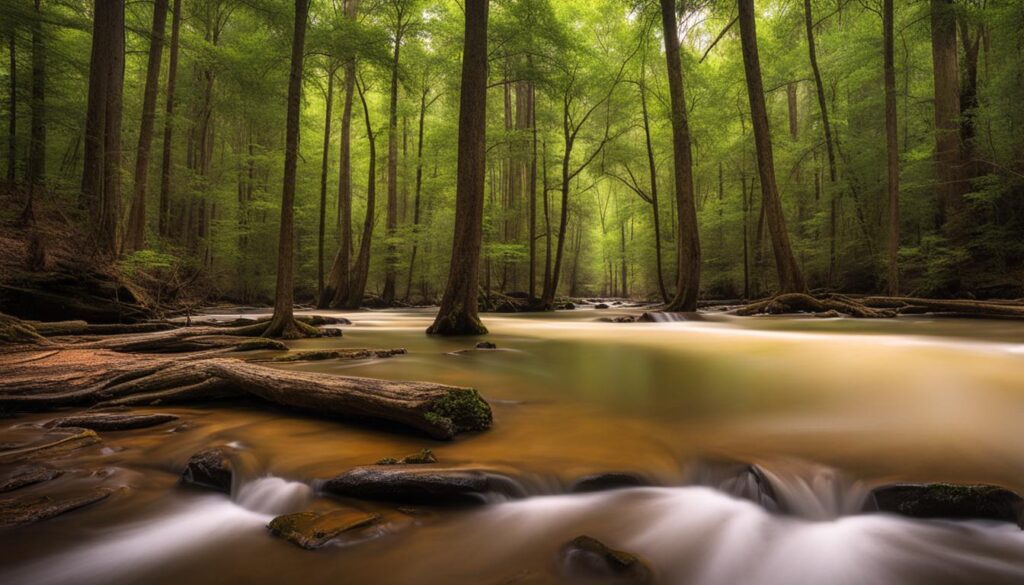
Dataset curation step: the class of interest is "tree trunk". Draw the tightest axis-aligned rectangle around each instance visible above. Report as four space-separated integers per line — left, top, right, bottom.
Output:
528 83 538 303
640 56 668 303
124 0 169 252
930 0 964 241
382 24 403 305
427 0 489 335
320 0 358 309
786 82 798 140
263 0 310 339
542 107 572 311
958 16 980 175
345 78 377 310
23 0 46 224
81 0 125 256
7 31 15 184
660 0 701 312
738 0 806 293
405 86 429 301
157 0 181 239
884 0 899 296
317 67 336 300
542 139 552 302
803 0 837 183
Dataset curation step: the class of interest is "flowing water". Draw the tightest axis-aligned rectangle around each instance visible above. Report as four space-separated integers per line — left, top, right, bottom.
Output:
3 308 1024 584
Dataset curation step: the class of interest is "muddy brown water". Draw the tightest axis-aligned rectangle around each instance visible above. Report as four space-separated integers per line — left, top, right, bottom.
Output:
2 308 1024 584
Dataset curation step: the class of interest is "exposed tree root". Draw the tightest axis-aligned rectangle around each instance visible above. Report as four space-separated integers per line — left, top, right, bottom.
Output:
729 293 1024 319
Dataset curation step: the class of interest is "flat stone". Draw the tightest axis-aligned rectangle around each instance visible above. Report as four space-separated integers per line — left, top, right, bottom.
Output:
376 448 437 465
322 466 521 505
559 535 653 584
269 508 380 549
0 488 111 526
867 483 1024 527
181 447 234 493
0 467 64 493
475 342 497 349
50 413 179 431
570 472 650 493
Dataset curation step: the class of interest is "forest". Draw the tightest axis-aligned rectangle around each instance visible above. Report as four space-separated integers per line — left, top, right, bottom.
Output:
2 0 1023 334
2 1 1024 585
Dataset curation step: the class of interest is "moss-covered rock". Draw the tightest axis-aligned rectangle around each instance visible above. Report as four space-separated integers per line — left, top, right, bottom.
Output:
268 508 380 549
322 467 520 505
181 447 234 494
0 488 111 526
376 448 437 466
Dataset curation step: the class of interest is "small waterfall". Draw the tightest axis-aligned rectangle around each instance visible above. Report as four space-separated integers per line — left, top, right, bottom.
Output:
233 476 312 515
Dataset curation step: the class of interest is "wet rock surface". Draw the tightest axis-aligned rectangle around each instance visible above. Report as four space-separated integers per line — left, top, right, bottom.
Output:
475 342 497 349
0 467 64 493
181 447 234 493
0 429 102 464
570 472 650 494
867 483 1024 527
49 413 179 431
0 488 111 526
322 466 521 505
558 535 653 584
268 508 381 549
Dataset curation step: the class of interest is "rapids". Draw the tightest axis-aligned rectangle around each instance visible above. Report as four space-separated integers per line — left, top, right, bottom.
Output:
2 307 1024 584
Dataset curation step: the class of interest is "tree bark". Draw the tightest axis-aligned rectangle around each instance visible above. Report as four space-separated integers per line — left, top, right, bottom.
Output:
884 0 899 296
320 0 358 309
738 0 806 293
263 0 310 339
930 0 964 241
803 0 836 182
427 0 489 335
639 45 668 303
157 0 182 239
345 78 377 310
660 0 701 312
382 11 405 305
786 82 798 140
528 83 538 303
317 66 336 300
23 0 46 224
7 31 15 184
81 0 125 256
124 0 169 252
404 85 430 301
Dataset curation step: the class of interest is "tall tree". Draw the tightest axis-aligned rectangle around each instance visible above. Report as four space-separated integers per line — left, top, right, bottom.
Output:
883 0 899 296
320 0 359 309
81 0 125 255
317 64 337 300
382 0 414 305
157 0 182 239
22 0 45 223
803 0 836 182
660 0 701 312
124 0 169 252
6 29 14 184
930 0 964 241
405 80 439 300
263 0 310 339
427 0 489 335
738 0 805 293
345 76 378 310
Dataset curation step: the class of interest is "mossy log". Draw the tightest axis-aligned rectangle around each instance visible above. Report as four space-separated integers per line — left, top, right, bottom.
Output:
0 348 492 440
731 293 1024 319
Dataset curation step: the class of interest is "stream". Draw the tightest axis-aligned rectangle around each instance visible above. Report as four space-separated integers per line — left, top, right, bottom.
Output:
2 307 1024 584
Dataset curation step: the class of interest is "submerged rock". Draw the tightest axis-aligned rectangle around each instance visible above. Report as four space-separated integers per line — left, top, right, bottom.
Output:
594 304 610 310
0 488 111 526
0 428 101 464
268 508 380 549
376 448 438 466
475 341 497 349
322 466 522 505
866 483 1024 527
562 302 576 310
50 413 179 431
181 447 234 493
0 467 63 494
570 472 650 494
558 535 653 584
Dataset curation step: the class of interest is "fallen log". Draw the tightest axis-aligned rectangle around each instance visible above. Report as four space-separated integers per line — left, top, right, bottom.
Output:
28 320 176 337
730 293 896 319
0 349 492 440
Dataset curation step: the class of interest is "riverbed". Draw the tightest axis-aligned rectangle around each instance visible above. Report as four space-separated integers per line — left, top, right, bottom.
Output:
2 308 1023 584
